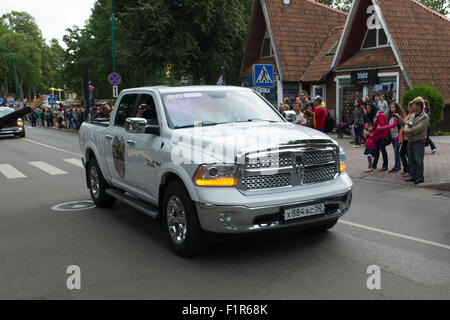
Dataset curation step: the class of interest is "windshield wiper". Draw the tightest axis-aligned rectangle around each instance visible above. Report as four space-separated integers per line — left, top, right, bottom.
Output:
174 121 224 129
246 118 279 123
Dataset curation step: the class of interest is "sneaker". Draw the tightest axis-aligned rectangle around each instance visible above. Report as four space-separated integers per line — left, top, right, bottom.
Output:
352 145 360 148
432 149 436 154
389 167 400 172
414 180 424 185
364 168 373 172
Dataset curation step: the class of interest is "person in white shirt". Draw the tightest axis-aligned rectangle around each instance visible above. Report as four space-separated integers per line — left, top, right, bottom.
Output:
293 102 305 125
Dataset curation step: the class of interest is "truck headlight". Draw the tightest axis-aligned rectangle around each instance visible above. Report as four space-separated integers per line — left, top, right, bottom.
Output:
339 147 346 172
194 164 238 187
17 119 23 126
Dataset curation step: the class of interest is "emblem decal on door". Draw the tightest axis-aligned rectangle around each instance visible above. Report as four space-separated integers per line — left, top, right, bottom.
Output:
112 136 126 179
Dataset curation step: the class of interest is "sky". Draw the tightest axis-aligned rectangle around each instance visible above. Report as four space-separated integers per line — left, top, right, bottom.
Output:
0 0 97 47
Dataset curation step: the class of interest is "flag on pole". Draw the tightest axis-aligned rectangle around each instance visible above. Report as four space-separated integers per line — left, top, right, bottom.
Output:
82 66 97 122
216 67 226 86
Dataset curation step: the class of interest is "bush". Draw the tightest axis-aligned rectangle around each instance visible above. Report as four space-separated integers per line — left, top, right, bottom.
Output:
401 86 445 128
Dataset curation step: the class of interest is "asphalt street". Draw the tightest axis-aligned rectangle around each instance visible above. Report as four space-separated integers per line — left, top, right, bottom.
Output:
0 126 449 299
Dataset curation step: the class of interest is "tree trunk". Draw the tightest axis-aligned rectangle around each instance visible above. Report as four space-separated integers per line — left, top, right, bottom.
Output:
4 74 8 95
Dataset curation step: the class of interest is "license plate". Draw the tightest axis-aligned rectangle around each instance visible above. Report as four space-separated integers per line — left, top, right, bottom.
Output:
284 203 325 221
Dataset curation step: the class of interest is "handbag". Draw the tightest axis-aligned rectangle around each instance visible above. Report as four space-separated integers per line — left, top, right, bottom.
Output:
380 135 392 146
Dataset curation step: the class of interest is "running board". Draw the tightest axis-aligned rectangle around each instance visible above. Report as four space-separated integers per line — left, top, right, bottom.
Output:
106 188 159 219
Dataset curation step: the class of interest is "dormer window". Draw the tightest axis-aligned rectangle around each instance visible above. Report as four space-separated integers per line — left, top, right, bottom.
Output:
362 28 389 49
261 29 274 57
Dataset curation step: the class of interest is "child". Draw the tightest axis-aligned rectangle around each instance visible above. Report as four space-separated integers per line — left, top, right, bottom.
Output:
363 123 377 172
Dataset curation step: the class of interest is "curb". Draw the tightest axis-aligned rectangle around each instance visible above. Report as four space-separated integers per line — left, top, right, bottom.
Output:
350 175 450 191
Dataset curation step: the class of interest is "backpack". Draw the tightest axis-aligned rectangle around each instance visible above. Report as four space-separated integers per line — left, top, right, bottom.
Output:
324 111 336 133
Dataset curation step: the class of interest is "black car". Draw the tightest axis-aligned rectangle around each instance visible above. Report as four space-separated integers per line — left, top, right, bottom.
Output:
0 107 26 138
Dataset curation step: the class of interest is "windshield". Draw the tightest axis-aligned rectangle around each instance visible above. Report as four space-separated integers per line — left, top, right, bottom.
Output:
0 108 14 118
161 90 284 129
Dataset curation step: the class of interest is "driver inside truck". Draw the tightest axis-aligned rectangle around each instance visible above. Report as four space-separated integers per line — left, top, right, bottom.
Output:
136 95 158 125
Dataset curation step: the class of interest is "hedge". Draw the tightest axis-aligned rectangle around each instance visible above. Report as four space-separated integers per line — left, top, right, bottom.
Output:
401 86 445 128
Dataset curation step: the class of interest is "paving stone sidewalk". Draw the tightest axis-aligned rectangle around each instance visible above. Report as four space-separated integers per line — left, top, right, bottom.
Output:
330 134 450 190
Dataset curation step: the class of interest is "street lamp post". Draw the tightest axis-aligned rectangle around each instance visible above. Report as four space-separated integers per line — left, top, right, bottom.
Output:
110 0 116 73
0 44 20 101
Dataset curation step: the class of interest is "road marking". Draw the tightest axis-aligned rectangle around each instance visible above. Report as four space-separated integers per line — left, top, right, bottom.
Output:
23 138 81 157
29 161 68 175
339 220 450 250
0 164 27 179
63 158 84 168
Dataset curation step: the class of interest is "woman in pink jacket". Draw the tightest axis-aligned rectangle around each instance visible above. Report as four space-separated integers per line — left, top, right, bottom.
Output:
372 109 391 171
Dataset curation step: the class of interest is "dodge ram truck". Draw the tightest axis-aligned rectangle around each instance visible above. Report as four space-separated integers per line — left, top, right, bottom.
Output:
79 86 353 256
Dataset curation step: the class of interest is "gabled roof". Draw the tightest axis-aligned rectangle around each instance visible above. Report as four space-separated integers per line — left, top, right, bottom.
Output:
376 0 450 101
241 0 347 82
333 0 450 100
302 27 343 83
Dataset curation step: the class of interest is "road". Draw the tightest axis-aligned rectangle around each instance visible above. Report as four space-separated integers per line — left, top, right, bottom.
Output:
0 126 449 299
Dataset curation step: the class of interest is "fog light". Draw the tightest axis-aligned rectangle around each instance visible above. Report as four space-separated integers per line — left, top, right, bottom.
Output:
219 213 232 224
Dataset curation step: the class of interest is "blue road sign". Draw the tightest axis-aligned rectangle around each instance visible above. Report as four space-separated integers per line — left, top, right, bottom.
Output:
108 73 122 86
48 97 57 105
0 98 5 104
253 64 274 88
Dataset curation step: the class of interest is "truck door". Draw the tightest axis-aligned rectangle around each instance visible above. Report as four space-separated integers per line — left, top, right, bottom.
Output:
124 93 162 201
104 93 138 189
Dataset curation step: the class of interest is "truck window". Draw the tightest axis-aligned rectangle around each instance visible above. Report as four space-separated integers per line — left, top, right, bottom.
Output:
136 94 158 125
114 94 138 127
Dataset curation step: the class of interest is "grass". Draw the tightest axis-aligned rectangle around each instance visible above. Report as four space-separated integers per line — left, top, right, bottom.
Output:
430 131 450 136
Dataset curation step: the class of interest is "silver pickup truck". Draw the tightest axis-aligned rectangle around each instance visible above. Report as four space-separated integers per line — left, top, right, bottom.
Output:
80 86 353 256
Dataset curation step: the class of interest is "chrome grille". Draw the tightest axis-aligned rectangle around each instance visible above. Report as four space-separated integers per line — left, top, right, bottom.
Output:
303 164 338 184
241 173 291 190
239 146 339 191
302 150 336 166
246 153 292 169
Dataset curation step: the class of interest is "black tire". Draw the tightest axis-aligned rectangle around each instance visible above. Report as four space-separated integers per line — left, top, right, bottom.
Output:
162 182 210 257
312 219 339 232
87 158 116 208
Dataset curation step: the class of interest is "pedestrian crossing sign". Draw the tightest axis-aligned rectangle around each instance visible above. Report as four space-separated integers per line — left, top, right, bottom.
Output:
253 64 274 88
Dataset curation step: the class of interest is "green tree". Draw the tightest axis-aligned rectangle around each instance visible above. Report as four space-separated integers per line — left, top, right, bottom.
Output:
402 86 445 128
418 0 449 16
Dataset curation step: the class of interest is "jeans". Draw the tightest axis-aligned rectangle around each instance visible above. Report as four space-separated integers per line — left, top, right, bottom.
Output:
354 125 366 145
400 140 409 173
392 140 401 169
408 141 425 182
426 127 436 150
373 142 388 169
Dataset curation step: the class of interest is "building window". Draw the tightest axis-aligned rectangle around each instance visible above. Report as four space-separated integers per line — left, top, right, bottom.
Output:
362 28 389 49
261 30 274 57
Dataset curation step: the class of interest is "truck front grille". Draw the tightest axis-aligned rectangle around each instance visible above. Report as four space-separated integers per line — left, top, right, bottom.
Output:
241 173 291 190
303 164 338 184
239 146 338 191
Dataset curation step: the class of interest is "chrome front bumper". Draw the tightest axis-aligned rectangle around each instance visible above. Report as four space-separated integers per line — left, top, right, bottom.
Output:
195 190 352 233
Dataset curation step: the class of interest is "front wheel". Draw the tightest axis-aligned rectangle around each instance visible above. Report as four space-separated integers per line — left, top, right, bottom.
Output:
87 158 116 208
162 182 210 257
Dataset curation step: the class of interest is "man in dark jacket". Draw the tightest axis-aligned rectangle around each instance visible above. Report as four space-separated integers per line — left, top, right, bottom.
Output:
0 96 46 130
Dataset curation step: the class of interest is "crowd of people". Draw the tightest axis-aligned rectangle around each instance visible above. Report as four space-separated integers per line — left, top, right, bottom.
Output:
278 91 331 133
351 95 434 185
25 103 112 130
277 91 435 185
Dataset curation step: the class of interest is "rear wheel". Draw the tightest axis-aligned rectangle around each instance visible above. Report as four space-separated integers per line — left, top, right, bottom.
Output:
162 182 210 257
87 158 116 208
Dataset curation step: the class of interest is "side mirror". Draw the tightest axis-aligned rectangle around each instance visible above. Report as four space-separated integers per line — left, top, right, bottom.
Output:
125 118 147 133
283 110 297 123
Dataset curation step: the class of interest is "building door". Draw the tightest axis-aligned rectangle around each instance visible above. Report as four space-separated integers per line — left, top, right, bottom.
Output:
339 84 364 123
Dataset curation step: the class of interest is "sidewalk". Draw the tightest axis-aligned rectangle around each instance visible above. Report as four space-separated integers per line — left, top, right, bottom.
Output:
331 133 450 191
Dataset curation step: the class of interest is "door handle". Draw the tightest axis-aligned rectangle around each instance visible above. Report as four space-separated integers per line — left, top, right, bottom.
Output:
126 140 136 145
105 135 113 140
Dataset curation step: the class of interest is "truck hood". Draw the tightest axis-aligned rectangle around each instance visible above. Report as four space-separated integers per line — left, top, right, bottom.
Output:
170 122 336 164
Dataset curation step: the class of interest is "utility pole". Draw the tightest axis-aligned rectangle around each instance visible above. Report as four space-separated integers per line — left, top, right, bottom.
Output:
0 44 19 101
110 0 116 73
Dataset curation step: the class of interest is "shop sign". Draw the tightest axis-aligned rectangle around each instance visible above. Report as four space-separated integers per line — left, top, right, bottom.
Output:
351 70 378 85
